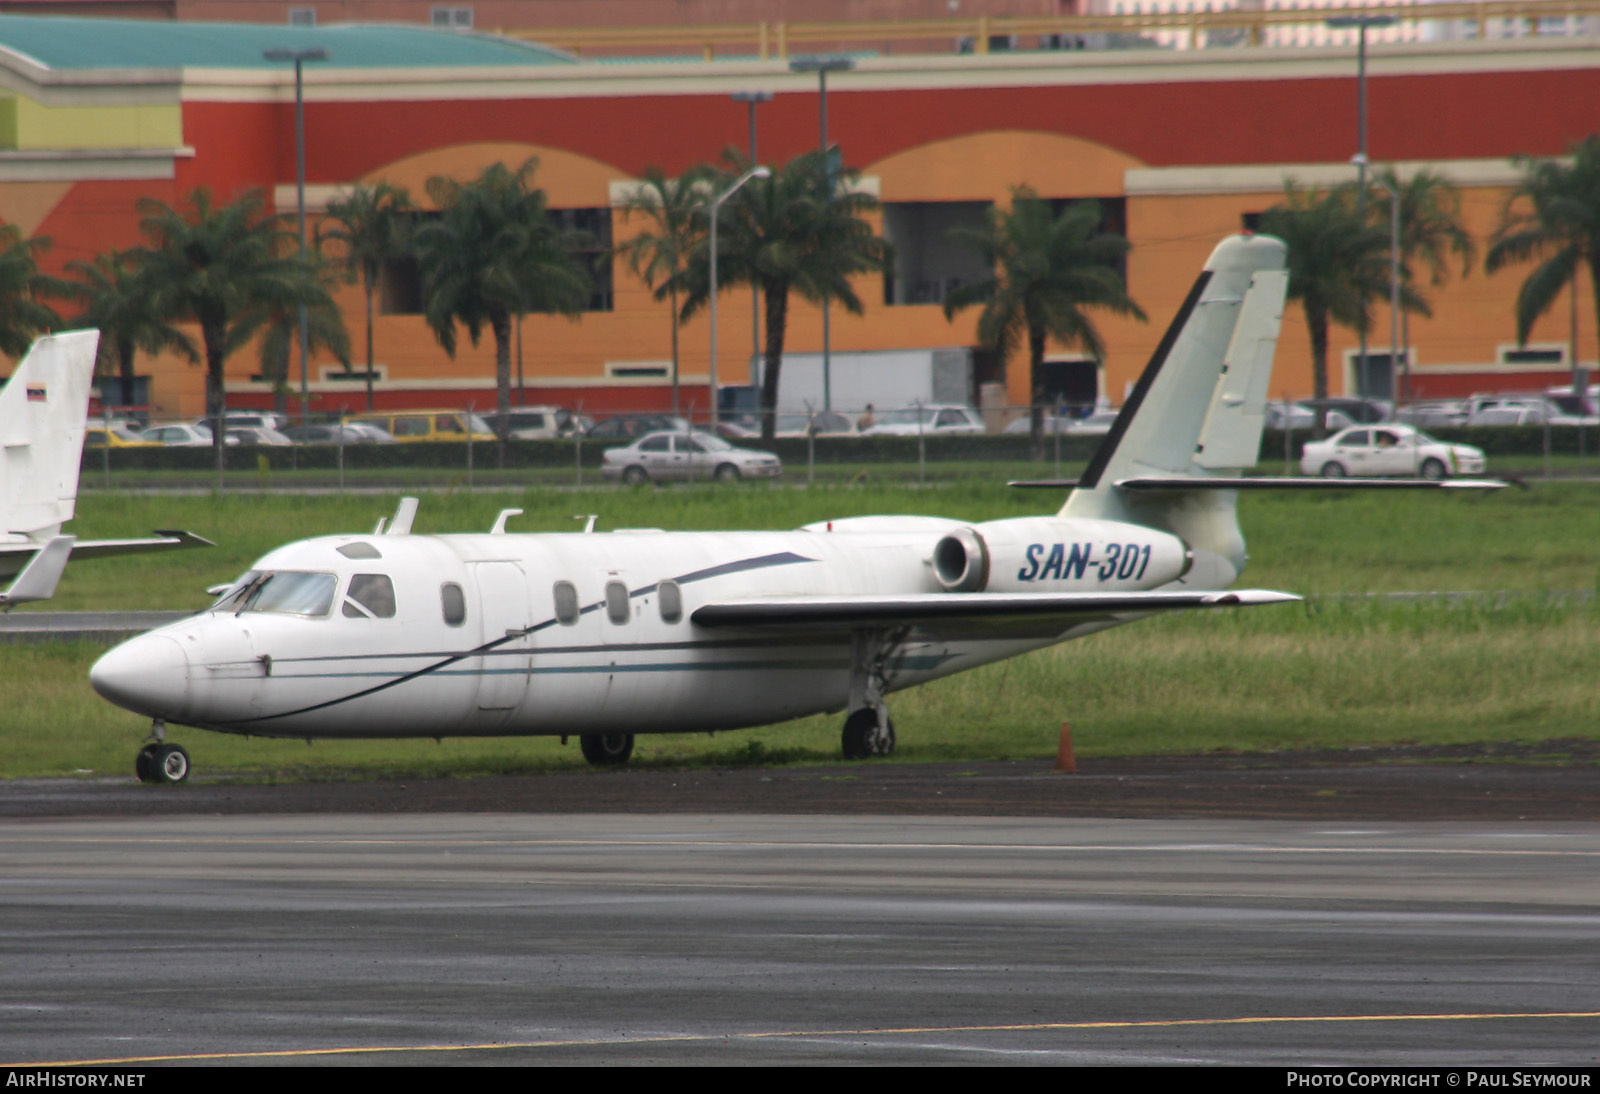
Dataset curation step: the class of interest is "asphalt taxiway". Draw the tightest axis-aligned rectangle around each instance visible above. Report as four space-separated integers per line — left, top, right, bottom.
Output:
2 812 1597 1066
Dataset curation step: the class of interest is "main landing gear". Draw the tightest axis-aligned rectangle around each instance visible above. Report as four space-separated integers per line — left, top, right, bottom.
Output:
840 628 903 760
580 732 635 766
135 720 190 784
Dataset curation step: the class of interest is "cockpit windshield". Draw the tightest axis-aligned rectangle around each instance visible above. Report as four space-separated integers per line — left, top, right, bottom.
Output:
212 570 338 617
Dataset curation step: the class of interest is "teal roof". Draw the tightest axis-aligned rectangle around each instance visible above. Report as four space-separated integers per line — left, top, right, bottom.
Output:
0 15 576 71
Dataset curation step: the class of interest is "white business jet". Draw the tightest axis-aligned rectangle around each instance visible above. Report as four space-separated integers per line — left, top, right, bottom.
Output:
0 330 211 610
89 235 1492 784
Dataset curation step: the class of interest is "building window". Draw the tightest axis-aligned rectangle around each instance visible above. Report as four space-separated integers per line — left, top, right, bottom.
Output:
379 208 611 315
288 8 316 26
1497 345 1567 367
431 6 473 28
881 202 992 306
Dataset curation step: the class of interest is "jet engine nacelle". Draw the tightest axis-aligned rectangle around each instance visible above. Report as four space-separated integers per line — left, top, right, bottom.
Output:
932 516 1189 593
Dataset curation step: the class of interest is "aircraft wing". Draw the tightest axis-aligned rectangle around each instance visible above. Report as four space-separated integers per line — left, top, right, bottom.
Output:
0 531 214 579
691 588 1298 639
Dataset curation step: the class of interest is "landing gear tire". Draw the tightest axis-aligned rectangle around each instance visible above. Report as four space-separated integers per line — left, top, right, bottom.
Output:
1419 457 1448 482
1320 461 1347 479
140 743 189 785
580 732 634 766
714 463 741 483
622 466 649 486
841 708 895 760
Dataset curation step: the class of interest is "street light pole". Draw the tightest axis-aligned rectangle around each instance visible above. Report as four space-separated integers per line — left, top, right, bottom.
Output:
1370 170 1404 405
709 166 771 430
264 46 329 428
731 90 772 371
1326 14 1394 401
790 56 854 412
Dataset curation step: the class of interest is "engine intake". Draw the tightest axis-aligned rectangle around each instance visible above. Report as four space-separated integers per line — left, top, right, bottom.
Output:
932 527 989 592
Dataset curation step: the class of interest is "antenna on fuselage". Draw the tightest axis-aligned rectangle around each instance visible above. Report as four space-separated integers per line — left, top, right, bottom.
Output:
573 514 598 533
490 508 523 534
385 497 419 536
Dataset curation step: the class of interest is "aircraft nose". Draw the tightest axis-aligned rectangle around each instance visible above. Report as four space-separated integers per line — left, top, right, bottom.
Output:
90 634 190 721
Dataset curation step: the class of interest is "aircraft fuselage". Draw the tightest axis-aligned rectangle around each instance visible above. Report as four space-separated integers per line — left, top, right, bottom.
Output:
90 514 1192 740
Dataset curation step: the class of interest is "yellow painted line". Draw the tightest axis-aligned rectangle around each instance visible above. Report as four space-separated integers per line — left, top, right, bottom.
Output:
11 1011 1600 1067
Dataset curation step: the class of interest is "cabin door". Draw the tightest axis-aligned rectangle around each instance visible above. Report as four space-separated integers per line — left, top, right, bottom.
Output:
472 561 532 713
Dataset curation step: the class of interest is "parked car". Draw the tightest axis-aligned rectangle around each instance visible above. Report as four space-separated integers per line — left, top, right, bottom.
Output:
859 405 986 436
1299 424 1485 480
500 406 581 439
1265 401 1354 431
1003 409 1119 435
285 423 397 445
344 409 495 442
84 424 157 448
226 426 294 446
601 431 781 484
142 422 238 447
1393 400 1469 429
198 411 291 433
1462 395 1583 427
586 414 692 440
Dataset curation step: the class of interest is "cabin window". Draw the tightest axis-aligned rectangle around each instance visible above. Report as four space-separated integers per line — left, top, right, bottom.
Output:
342 574 397 619
605 580 630 624
440 583 466 626
553 581 579 625
658 579 682 624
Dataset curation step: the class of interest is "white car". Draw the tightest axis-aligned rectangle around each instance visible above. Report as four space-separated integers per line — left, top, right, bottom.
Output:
1299 425 1485 481
601 431 781 484
143 422 238 447
859 405 985 436
1003 409 1119 435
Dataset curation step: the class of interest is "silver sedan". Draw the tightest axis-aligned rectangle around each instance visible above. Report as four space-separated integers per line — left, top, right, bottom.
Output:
601 431 782 484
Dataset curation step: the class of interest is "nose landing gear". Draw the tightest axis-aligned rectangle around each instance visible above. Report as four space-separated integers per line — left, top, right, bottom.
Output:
135 721 190 784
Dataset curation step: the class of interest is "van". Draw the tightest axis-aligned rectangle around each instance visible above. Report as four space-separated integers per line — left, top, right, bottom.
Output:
344 409 496 442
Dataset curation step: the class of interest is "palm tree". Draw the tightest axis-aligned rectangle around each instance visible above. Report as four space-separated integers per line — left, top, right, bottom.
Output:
1486 135 1600 391
67 249 197 411
1261 183 1417 436
616 166 706 418
1371 168 1474 400
415 158 590 465
943 187 1145 450
318 182 414 410
677 150 890 442
0 223 66 359
136 187 341 470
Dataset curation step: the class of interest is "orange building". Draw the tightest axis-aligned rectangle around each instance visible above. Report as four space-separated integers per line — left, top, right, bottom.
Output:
0 13 1597 420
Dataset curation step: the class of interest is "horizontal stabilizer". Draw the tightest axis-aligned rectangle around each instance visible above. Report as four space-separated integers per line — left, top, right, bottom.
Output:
0 535 75 607
692 588 1298 637
1115 477 1508 491
66 530 217 559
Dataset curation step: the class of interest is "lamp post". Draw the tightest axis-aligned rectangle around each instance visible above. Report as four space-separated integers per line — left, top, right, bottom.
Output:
790 56 854 411
731 90 772 368
709 166 771 429
1326 14 1394 397
263 46 329 427
1367 165 1405 405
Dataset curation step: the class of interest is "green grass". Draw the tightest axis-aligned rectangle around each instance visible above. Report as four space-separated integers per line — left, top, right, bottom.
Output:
9 480 1600 779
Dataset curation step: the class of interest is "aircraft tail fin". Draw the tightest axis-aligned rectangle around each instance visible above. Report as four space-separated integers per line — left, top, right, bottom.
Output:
0 331 100 541
1060 235 1287 587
